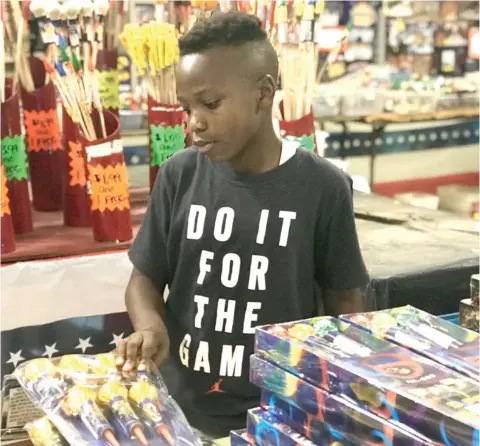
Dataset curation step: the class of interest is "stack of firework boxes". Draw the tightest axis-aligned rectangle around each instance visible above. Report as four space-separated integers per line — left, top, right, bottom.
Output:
230 306 480 446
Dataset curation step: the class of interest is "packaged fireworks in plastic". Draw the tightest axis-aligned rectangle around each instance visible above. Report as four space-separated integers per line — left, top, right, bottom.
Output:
15 354 201 445
341 306 479 381
250 355 442 445
230 429 256 446
254 317 480 446
247 407 317 446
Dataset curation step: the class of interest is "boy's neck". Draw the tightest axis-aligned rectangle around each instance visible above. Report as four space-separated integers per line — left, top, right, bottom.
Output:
227 121 282 175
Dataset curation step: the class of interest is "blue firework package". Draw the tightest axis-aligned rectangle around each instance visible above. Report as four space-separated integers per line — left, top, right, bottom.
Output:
251 355 441 445
230 429 256 445
254 317 480 446
246 407 320 446
341 306 480 381
14 354 200 446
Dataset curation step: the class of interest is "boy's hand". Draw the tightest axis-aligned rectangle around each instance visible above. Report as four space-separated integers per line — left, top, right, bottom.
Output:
115 328 170 372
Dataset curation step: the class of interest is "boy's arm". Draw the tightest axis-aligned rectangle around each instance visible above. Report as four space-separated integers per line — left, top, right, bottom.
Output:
315 175 369 317
120 170 173 364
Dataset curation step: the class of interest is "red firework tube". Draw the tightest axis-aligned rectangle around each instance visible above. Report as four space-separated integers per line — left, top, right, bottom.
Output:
78 109 132 242
147 95 186 191
1 78 33 234
1 164 16 254
62 107 92 227
21 57 65 212
96 49 120 118
278 101 318 153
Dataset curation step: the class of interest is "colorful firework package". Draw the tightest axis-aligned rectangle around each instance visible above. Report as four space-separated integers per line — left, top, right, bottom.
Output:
250 355 441 446
254 317 480 446
340 305 480 381
230 429 255 446
14 354 201 446
246 407 317 446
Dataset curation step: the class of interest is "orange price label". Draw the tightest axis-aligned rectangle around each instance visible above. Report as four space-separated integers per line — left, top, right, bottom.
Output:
24 109 63 153
1 166 11 217
68 141 88 187
88 163 130 212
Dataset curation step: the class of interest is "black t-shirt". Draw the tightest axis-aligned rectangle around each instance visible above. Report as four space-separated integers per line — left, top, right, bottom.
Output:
128 144 369 437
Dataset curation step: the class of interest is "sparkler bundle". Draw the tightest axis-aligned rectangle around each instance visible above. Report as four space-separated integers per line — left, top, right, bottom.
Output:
121 21 186 191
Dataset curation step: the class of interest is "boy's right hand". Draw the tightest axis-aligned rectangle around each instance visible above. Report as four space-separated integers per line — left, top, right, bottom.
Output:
115 328 170 372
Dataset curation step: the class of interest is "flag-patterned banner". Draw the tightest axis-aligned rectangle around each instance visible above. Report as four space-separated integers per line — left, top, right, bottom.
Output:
1 312 133 379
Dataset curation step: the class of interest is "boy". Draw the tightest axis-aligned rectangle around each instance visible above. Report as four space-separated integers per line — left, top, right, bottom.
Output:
116 12 369 439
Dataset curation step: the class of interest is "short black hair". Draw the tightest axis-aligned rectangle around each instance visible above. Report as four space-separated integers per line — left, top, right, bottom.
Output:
179 11 267 56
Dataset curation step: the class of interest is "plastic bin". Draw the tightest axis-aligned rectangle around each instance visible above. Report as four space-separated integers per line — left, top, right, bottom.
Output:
341 88 385 117
440 312 460 325
383 90 438 114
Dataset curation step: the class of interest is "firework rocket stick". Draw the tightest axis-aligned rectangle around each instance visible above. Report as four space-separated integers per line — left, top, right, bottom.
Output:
63 0 82 52
64 385 120 446
80 0 94 102
98 381 149 446
129 380 174 445
93 0 109 50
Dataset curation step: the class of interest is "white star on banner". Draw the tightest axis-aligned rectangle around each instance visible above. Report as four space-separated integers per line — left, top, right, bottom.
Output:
75 337 93 353
7 350 25 368
109 333 125 348
42 343 59 359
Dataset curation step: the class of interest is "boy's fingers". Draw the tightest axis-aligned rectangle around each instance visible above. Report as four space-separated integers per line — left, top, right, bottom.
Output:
140 333 157 360
115 339 127 365
125 332 143 364
152 342 169 367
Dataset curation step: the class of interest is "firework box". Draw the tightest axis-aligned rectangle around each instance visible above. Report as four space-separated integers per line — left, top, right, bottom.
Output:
247 407 317 446
254 317 480 446
230 429 256 445
251 355 441 445
340 306 479 381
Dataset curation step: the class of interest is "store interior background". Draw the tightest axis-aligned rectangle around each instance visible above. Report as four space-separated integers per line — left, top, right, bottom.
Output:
1 1 479 443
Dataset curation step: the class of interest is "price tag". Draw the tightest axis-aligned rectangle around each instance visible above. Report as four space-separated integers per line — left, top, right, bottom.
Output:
96 69 121 109
68 141 88 187
150 124 185 167
88 163 130 212
1 135 28 181
23 109 62 153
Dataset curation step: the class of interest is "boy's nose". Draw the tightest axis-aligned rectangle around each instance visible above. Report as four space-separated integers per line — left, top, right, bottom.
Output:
189 114 207 133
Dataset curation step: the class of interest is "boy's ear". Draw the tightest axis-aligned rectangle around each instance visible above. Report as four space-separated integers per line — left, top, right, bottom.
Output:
257 74 277 109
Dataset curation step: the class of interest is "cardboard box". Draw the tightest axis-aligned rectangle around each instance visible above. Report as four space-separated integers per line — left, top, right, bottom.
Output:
254 317 480 446
340 305 479 380
251 355 441 445
247 407 316 446
230 429 256 446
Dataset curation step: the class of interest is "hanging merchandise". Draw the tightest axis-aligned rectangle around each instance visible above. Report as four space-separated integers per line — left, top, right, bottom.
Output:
434 22 469 77
1 164 16 254
344 0 377 71
121 21 186 191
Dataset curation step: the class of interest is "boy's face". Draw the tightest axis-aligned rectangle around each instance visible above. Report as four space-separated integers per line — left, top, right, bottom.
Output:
176 47 272 162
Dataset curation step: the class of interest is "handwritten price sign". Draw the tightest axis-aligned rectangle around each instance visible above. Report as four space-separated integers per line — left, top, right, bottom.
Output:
96 69 121 110
88 163 130 212
149 124 185 167
23 109 62 152
1 135 28 181
68 141 87 187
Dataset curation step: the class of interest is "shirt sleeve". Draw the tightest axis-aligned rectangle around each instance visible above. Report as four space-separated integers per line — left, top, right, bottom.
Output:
315 178 369 290
128 170 172 288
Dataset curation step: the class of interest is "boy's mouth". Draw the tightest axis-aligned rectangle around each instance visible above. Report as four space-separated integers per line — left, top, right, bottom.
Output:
194 139 215 153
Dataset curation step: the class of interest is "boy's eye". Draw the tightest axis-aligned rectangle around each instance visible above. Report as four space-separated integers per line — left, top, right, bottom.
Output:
204 100 221 110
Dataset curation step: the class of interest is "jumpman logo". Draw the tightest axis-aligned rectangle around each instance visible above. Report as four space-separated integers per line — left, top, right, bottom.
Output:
206 378 225 394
